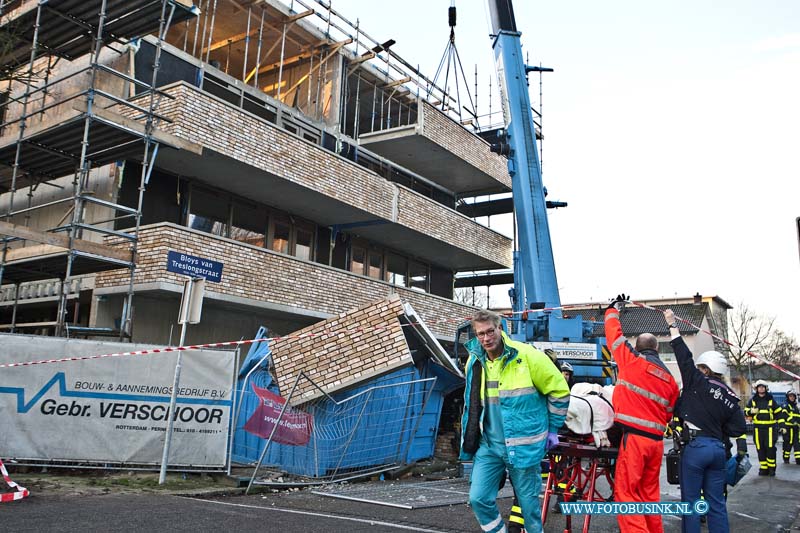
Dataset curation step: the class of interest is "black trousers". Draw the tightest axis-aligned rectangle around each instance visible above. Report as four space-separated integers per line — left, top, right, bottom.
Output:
754 425 777 471
782 426 800 462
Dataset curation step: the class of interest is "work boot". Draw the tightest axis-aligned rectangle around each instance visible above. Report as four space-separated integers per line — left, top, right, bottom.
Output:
785 458 790 464
796 460 800 465
769 467 776 476
758 469 769 476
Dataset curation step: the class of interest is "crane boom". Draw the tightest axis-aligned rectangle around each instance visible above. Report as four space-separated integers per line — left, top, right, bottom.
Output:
453 1 613 385
488 0 561 320
486 0 594 349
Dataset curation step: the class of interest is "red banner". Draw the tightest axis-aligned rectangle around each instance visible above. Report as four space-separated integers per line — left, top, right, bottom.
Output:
243 384 313 446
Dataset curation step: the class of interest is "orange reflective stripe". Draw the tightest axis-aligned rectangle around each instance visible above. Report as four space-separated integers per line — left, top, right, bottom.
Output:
617 378 672 408
616 412 667 433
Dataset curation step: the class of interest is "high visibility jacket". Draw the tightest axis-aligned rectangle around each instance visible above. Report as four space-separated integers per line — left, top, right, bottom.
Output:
746 394 782 426
604 308 679 437
780 400 800 428
460 331 570 468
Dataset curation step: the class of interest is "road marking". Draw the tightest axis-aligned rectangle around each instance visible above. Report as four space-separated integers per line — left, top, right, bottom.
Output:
733 511 761 521
192 498 449 532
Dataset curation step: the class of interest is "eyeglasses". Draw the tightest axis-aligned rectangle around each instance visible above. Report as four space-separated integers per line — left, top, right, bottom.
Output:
476 327 498 339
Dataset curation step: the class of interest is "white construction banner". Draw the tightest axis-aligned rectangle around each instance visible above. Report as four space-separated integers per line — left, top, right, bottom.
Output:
0 343 234 467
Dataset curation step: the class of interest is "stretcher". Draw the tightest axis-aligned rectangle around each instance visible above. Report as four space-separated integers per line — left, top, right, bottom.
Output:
541 435 618 533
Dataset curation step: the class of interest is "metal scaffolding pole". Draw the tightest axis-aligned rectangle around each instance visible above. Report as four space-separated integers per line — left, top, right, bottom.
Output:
253 8 265 87
276 22 288 100
204 0 218 64
0 0 195 338
120 0 175 340
192 0 204 57
241 6 251 82
4 4 44 226
55 0 109 337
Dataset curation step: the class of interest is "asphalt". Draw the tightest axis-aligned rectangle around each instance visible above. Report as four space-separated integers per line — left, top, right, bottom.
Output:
2 441 800 532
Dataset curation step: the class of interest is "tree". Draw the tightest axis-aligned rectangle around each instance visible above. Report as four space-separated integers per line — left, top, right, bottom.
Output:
453 287 488 308
721 303 775 396
762 329 800 377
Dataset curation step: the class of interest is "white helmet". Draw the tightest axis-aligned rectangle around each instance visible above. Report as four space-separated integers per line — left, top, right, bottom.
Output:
754 379 769 390
695 351 728 375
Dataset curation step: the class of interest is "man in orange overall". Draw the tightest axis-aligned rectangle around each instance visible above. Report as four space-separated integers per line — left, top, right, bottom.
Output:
605 294 679 533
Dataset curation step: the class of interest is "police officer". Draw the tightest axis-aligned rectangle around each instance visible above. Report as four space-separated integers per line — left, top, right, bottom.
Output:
781 390 800 464
746 380 783 475
664 309 746 533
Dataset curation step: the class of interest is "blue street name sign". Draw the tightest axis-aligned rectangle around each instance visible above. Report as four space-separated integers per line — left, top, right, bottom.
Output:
166 250 223 283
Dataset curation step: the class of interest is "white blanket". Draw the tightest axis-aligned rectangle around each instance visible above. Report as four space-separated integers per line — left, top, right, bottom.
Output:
564 383 616 448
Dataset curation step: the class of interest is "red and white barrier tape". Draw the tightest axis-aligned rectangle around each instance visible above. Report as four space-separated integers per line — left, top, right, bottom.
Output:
0 326 401 369
629 301 800 381
0 459 29 503
1 300 795 382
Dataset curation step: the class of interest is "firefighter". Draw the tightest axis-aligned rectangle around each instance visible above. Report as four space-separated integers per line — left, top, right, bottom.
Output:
560 362 575 389
746 380 782 475
461 309 570 533
781 390 800 464
664 309 746 533
605 295 679 533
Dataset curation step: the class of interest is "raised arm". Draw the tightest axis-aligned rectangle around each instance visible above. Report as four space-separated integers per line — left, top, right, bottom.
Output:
604 295 635 367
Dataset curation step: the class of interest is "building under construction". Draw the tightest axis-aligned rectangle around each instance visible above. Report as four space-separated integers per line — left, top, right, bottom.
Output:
0 0 514 346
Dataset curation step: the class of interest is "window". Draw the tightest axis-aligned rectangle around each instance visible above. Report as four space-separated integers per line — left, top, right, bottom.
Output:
231 200 266 247
408 261 429 292
658 341 674 356
385 253 406 286
188 186 228 237
183 184 317 260
270 218 290 254
347 240 431 293
295 225 314 261
267 215 316 260
367 250 382 279
350 245 366 275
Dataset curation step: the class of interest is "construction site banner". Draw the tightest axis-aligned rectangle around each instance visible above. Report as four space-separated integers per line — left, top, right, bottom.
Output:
0 338 234 468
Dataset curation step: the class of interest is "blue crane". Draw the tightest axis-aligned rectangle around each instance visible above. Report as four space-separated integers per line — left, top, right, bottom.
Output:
483 0 610 382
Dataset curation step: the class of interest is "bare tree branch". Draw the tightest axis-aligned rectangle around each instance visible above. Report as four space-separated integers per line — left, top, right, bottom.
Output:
721 302 775 379
454 287 487 308
762 329 800 376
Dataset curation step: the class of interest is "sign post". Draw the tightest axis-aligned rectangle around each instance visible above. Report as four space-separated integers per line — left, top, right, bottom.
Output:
159 251 221 484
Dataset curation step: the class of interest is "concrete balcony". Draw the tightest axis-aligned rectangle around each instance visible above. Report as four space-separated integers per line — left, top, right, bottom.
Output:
358 100 511 195
125 82 511 272
94 223 478 341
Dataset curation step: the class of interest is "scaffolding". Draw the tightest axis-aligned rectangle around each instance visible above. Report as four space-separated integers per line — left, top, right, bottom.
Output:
0 0 198 338
164 0 466 137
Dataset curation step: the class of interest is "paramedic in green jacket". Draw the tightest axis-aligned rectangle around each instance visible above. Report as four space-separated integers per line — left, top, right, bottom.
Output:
460 310 571 533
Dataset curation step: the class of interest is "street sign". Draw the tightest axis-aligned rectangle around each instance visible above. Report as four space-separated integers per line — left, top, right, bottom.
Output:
178 277 205 325
166 251 223 282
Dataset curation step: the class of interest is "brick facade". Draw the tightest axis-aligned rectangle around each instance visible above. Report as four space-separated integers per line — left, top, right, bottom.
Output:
420 101 511 189
270 295 410 402
96 223 478 338
120 82 511 269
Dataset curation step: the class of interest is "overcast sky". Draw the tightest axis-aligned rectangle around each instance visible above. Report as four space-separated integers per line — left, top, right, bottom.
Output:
331 0 800 341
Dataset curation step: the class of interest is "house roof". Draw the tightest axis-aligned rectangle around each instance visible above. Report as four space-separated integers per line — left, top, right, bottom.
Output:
567 303 710 337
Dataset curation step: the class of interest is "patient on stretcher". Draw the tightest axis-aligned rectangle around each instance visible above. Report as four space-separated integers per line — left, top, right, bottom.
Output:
562 383 621 448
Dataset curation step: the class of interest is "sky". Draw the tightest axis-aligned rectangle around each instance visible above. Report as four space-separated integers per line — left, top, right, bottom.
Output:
331 0 800 340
